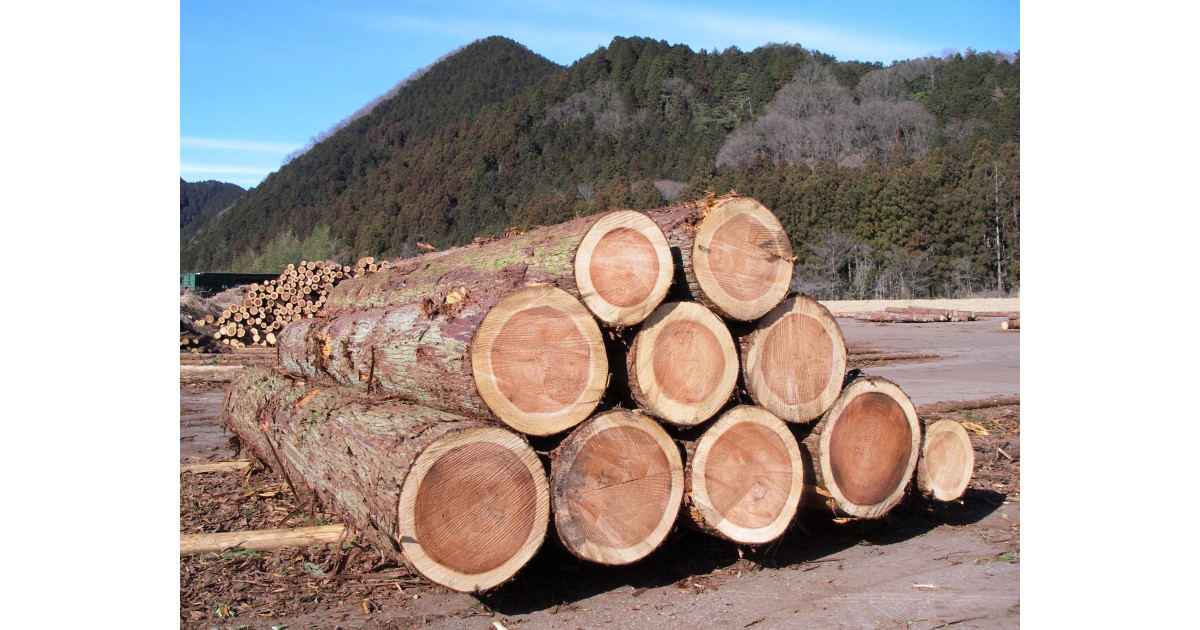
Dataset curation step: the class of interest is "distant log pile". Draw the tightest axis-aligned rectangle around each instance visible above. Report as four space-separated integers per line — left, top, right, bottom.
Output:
182 257 394 351
221 194 977 593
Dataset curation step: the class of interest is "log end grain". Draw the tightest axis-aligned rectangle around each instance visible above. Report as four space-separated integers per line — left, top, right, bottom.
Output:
743 294 847 424
397 426 550 592
917 419 975 502
574 210 675 327
471 285 609 436
628 301 739 427
691 195 793 321
687 406 804 544
817 376 921 519
550 409 684 565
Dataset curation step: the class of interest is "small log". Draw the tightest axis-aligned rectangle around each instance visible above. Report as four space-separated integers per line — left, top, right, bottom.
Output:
1001 317 1020 330
916 419 975 501
856 312 946 323
800 376 921 519
549 409 684 565
180 461 252 474
916 396 1020 415
741 294 847 424
626 301 739 427
180 524 346 556
682 406 804 545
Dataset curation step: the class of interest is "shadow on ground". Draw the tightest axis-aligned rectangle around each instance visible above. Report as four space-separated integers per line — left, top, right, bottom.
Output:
479 487 1007 615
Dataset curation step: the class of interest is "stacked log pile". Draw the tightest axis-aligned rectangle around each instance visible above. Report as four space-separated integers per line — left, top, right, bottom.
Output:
221 194 973 593
183 257 395 351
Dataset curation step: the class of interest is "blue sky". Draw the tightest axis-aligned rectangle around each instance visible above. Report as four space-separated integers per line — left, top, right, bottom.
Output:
181 0 1020 188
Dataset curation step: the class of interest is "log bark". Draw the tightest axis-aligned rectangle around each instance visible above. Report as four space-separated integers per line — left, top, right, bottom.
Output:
741 294 847 424
276 284 609 436
222 367 550 592
916 419 975 501
646 194 793 321
320 209 674 327
682 406 804 545
180 524 346 556
549 409 684 565
626 301 739 427
915 396 1020 415
1001 317 1020 330
799 375 921 519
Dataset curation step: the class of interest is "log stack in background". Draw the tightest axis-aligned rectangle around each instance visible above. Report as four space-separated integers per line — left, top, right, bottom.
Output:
221 193 974 593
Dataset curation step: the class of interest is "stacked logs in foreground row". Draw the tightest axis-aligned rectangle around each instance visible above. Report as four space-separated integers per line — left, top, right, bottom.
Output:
222 194 976 594
193 257 394 349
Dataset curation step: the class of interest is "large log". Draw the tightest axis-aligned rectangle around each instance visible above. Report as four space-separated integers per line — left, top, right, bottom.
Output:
916 419 975 501
277 284 609 436
682 406 804 545
221 367 550 592
741 294 847 424
645 194 793 322
549 409 684 565
800 375 921 519
319 209 675 327
626 301 739 427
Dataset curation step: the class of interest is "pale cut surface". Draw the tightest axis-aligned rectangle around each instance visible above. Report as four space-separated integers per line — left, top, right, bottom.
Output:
743 294 847 424
917 419 975 501
397 426 549 592
688 406 804 544
691 195 793 321
471 285 608 436
574 210 674 326
628 301 739 426
817 377 921 519
551 409 685 565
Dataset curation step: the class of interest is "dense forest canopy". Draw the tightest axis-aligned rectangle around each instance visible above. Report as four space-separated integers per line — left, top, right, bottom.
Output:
181 36 1019 299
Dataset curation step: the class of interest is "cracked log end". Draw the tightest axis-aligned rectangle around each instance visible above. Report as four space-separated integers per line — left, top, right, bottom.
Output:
743 294 847 424
550 409 684 565
628 301 738 427
397 426 549 592
574 210 675 327
471 285 609 436
687 405 805 544
691 196 793 321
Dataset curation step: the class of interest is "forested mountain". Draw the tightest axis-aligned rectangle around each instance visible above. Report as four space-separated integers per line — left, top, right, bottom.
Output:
180 178 245 246
181 36 1019 299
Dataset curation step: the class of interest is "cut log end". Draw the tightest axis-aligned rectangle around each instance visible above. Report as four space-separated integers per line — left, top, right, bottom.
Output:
575 210 674 327
471 285 609 436
691 196 793 321
687 406 804 544
743 294 847 424
550 409 684 565
628 301 739 426
917 419 975 501
818 377 921 519
397 426 549 592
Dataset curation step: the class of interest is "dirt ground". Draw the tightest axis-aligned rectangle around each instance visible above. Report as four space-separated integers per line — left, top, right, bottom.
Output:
180 314 1019 629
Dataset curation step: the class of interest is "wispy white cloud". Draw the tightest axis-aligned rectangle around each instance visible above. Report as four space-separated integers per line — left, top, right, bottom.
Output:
180 137 300 153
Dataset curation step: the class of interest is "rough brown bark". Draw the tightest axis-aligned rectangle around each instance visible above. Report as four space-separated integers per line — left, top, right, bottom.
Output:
276 284 609 436
549 409 684 565
741 294 847 424
645 193 793 321
681 406 804 544
799 375 921 519
626 301 739 427
320 210 674 327
221 367 550 592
